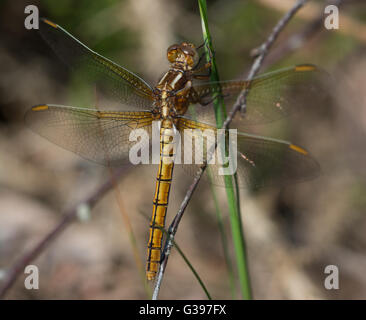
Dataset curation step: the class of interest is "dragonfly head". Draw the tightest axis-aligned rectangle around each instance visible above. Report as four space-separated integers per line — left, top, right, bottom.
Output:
167 42 198 69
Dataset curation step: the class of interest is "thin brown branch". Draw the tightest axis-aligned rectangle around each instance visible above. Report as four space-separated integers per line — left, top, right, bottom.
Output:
153 0 310 300
0 167 129 299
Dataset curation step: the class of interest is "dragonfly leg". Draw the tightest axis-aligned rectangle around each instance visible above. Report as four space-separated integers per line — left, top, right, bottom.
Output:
195 38 209 50
192 41 213 76
189 85 229 107
191 62 212 81
196 38 214 61
193 72 210 80
192 61 212 75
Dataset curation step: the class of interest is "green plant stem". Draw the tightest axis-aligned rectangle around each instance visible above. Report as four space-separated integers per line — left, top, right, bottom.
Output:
198 0 252 300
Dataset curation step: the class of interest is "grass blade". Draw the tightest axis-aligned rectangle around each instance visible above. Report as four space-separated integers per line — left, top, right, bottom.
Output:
198 0 252 300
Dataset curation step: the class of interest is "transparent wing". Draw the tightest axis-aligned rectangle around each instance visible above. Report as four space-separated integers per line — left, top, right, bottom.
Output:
176 118 320 188
185 64 326 127
25 104 153 166
39 18 154 111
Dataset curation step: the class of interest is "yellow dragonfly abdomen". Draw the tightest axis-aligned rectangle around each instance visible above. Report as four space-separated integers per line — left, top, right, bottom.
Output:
146 119 175 280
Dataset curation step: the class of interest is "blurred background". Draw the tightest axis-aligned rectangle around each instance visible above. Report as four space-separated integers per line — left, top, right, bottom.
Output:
0 0 366 299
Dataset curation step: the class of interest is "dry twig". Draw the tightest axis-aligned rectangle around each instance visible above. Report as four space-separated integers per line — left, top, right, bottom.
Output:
0 168 129 298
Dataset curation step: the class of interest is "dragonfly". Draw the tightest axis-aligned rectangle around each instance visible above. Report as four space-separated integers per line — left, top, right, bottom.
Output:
26 18 323 280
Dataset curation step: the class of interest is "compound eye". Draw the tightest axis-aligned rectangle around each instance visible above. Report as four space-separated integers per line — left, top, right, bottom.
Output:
167 50 178 63
167 44 179 52
182 45 199 66
181 45 194 56
167 44 179 63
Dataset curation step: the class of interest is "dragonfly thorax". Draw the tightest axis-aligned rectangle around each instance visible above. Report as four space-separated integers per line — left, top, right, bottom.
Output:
156 69 188 92
153 69 193 119
151 42 200 119
151 90 179 121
